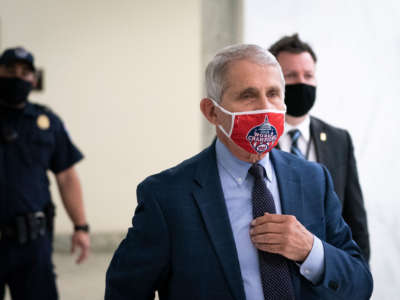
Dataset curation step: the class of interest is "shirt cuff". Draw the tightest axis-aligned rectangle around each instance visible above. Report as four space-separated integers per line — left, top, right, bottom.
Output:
299 235 325 284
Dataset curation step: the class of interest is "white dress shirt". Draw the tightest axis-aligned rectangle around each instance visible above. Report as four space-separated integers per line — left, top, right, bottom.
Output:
279 115 317 161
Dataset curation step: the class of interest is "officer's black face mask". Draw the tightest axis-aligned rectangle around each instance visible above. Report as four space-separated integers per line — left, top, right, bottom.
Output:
284 83 316 117
0 77 32 106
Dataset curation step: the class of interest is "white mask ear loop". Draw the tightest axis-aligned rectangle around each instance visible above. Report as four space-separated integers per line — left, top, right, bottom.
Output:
210 99 235 137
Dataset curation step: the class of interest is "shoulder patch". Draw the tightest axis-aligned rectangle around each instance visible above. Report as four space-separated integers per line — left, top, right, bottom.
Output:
37 114 51 130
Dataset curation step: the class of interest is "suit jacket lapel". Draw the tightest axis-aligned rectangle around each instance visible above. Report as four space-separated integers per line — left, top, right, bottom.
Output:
310 116 326 164
192 144 246 300
270 149 304 224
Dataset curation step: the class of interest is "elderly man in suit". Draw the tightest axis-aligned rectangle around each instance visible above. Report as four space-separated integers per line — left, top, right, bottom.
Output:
269 34 370 262
105 44 372 300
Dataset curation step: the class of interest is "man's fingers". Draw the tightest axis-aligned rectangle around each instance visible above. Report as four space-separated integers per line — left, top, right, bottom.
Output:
76 249 83 264
76 246 89 264
251 233 282 244
251 213 295 226
255 243 282 254
250 222 283 235
71 232 90 264
250 214 299 235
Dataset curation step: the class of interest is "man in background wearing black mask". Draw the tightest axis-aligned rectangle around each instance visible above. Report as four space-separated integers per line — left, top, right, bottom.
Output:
0 47 90 300
269 34 370 262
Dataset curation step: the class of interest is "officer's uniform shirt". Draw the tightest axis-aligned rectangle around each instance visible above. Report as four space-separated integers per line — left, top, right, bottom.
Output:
0 101 83 224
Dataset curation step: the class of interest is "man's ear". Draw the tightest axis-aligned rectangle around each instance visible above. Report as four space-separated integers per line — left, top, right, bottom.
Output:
200 98 218 125
32 71 38 89
32 78 38 89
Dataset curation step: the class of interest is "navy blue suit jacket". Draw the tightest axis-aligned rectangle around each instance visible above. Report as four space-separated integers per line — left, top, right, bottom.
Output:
105 144 373 300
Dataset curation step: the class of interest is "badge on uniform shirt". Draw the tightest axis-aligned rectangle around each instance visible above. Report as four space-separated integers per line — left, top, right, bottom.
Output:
320 132 327 142
37 114 50 130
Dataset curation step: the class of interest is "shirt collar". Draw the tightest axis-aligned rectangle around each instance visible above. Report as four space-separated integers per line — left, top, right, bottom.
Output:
284 114 311 141
0 101 36 117
215 138 273 185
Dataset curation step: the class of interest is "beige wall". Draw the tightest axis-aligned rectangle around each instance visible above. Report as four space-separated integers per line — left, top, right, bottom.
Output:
0 0 202 232
201 0 243 146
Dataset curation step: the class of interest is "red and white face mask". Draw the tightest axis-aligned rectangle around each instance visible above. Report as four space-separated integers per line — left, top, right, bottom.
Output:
212 99 285 154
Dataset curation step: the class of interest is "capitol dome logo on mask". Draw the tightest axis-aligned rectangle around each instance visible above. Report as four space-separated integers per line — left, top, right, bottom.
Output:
246 116 277 153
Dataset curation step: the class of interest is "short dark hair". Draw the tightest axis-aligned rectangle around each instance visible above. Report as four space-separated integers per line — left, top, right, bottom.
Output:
269 33 317 62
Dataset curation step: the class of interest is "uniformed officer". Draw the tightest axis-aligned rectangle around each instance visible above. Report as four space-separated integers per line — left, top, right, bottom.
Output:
0 47 90 300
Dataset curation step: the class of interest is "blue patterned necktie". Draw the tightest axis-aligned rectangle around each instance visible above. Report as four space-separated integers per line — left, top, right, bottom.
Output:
288 129 305 159
248 163 295 300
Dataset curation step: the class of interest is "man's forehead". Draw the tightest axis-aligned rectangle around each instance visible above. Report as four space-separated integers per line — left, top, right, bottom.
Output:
228 59 280 75
226 62 282 85
278 52 315 68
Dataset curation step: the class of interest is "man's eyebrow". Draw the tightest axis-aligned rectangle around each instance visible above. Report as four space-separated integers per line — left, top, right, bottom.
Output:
238 87 258 97
268 85 282 93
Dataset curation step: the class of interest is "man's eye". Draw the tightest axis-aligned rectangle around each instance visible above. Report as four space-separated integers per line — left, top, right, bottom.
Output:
305 74 314 79
241 93 254 99
267 91 278 98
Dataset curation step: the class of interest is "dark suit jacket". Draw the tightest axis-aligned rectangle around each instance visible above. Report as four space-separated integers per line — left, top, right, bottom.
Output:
105 144 372 300
309 116 370 261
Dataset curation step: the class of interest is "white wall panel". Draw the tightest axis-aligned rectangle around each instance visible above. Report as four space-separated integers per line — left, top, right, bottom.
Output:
244 1 400 298
0 0 202 232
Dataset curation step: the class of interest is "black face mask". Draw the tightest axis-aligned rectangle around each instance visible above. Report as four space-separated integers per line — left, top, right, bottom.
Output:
284 83 316 117
0 77 32 106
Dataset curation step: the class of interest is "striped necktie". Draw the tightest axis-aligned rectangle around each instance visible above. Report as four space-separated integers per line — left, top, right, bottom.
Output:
288 129 305 159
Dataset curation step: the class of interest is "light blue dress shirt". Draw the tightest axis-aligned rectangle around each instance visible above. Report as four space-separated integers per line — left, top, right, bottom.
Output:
215 139 324 300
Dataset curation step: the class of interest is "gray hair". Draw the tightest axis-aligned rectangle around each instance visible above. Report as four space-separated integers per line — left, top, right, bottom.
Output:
205 44 285 103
